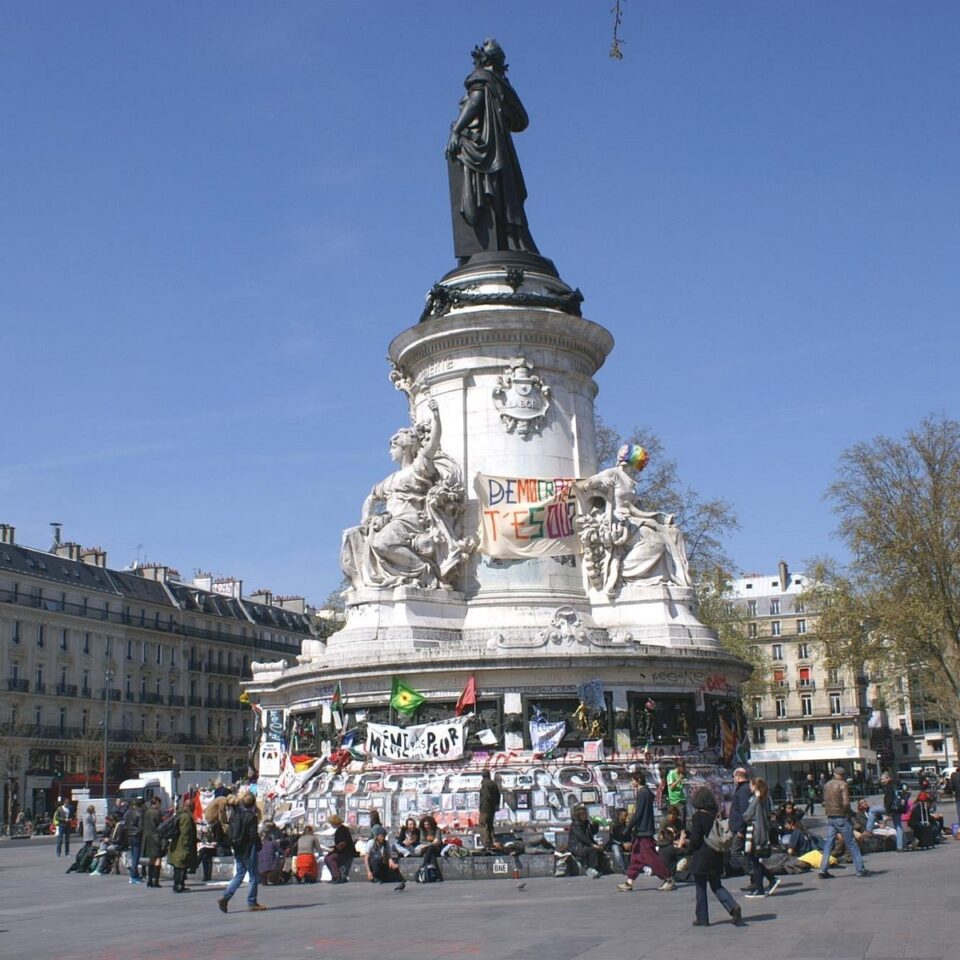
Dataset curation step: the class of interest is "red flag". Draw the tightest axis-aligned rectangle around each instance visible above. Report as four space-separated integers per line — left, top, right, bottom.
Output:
455 675 477 716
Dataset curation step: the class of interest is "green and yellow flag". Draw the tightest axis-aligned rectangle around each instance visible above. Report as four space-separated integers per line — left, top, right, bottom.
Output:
391 677 425 716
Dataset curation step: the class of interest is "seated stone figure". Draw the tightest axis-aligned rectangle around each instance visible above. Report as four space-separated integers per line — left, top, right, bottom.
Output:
574 444 692 597
341 398 474 590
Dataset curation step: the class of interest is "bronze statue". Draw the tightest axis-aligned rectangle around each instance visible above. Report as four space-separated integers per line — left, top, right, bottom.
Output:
446 39 538 261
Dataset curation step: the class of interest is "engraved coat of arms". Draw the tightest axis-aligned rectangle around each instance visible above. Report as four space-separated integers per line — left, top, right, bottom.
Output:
492 357 551 439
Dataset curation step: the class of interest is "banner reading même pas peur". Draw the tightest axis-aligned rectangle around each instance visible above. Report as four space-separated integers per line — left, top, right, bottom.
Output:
474 473 580 559
365 716 471 763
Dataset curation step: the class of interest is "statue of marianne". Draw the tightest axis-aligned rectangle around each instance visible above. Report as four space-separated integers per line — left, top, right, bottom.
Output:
445 39 539 261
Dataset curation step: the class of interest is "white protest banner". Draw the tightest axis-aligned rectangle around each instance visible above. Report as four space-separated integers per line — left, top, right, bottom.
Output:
365 716 470 763
475 473 580 559
529 719 566 754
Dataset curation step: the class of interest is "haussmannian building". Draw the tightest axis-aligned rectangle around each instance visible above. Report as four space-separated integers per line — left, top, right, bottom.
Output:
0 523 318 821
731 561 876 790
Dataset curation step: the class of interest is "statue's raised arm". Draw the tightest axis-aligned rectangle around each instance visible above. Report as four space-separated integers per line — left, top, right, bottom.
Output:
341 399 475 591
446 39 538 261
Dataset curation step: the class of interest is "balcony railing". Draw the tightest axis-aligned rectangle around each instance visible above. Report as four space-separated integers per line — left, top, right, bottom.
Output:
55 684 78 697
98 687 121 700
0 585 306 652
797 681 816 691
167 694 185 707
188 696 203 708
34 682 46 694
138 692 163 705
7 678 29 692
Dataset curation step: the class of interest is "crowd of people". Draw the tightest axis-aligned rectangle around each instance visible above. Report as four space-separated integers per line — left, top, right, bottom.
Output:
57 777 491 910
571 764 955 928
53 763 956 926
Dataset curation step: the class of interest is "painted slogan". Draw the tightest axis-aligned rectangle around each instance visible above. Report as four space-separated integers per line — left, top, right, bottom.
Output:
365 716 470 763
475 474 580 559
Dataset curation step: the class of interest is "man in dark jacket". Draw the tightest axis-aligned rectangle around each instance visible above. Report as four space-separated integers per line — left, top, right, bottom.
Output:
569 806 606 877
728 766 753 877
478 771 501 850
617 770 673 892
217 793 266 913
123 799 144 884
881 772 906 852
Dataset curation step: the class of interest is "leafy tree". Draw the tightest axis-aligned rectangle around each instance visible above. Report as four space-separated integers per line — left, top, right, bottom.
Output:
806 415 960 749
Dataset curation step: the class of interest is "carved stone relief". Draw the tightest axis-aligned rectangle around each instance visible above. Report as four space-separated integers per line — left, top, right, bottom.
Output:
492 357 551 439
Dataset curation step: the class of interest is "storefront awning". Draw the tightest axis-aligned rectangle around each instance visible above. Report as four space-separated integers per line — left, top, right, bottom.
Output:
748 746 873 764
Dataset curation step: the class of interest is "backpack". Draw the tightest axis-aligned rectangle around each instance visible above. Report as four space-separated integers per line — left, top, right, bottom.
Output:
415 864 442 883
890 787 907 813
66 844 97 874
228 807 245 846
705 816 733 853
158 815 181 843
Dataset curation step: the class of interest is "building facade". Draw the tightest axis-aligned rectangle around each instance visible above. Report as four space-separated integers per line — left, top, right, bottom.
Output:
731 562 876 790
0 523 317 822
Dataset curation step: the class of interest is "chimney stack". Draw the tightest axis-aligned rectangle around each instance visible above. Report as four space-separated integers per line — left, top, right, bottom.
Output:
778 559 790 592
0 524 14 545
54 542 83 561
80 548 107 568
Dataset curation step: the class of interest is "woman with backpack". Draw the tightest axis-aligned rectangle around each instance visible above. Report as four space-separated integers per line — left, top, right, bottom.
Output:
166 800 199 893
742 777 780 899
687 786 743 927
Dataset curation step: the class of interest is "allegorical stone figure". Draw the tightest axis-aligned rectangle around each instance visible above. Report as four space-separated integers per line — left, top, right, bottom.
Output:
574 444 692 597
446 38 539 260
340 399 474 591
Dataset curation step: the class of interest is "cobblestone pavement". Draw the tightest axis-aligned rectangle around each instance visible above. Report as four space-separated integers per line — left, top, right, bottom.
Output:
2 833 958 960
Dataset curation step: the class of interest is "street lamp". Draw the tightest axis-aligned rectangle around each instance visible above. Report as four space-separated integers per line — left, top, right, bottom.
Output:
102 668 114 805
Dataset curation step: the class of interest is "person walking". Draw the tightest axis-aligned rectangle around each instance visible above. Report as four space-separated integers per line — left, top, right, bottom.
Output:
819 766 868 879
728 767 753 883
742 777 780 899
123 799 144 883
785 777 795 803
688 786 743 927
478 771 501 850
617 769 674 892
804 773 818 816
217 793 266 913
141 796 163 888
167 801 199 893
54 800 71 857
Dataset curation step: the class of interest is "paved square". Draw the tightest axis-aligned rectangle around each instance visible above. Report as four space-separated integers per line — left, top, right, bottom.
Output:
2 835 958 960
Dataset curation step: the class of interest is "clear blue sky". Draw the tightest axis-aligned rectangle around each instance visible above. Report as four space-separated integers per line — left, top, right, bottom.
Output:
2 1 957 601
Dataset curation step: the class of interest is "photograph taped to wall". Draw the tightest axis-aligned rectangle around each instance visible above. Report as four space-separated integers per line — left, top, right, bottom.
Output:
533 808 552 822
580 788 598 804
